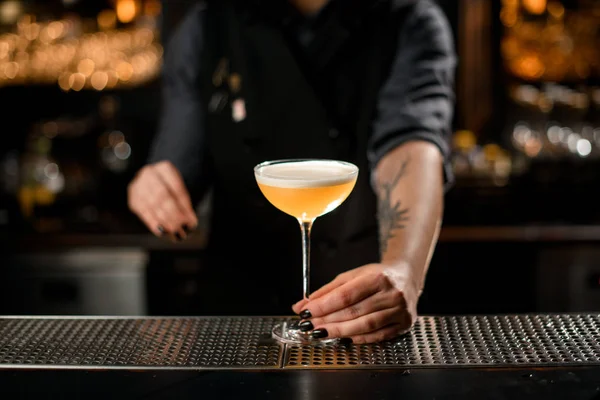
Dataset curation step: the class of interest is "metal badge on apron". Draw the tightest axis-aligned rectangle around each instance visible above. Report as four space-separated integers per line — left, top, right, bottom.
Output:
209 59 246 123
229 73 246 123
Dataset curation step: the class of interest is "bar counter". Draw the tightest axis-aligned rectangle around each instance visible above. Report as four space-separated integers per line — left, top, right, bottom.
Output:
4 225 600 253
1 314 600 399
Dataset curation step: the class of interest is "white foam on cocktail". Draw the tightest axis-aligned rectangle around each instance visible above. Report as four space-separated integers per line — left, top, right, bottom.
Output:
255 160 358 188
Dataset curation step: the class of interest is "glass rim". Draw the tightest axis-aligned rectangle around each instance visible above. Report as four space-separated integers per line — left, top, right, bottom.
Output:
253 159 359 178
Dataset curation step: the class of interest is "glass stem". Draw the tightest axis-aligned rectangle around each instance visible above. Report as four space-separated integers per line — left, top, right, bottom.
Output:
299 219 314 300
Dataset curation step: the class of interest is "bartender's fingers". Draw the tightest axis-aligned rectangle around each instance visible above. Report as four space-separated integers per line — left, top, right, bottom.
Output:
292 278 346 314
153 161 198 228
292 270 357 313
143 169 189 238
128 180 166 237
309 291 401 327
312 307 408 340
349 323 410 345
153 197 187 240
300 273 381 318
128 172 163 234
134 201 165 237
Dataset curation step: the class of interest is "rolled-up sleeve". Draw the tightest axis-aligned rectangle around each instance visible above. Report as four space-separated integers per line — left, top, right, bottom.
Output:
148 4 210 201
368 1 456 189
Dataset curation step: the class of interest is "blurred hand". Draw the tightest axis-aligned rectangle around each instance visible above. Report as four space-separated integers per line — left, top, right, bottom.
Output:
128 161 198 240
292 263 418 344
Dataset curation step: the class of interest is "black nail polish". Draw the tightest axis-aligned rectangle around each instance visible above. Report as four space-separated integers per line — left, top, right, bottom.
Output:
157 225 165 235
174 232 183 241
299 320 314 332
312 329 328 339
183 224 195 233
339 337 353 346
299 310 312 319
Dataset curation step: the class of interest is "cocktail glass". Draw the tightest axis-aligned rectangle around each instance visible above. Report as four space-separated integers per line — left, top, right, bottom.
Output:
254 159 359 344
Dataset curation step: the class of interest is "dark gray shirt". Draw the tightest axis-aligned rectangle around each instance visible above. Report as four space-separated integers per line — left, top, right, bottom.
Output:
150 0 456 195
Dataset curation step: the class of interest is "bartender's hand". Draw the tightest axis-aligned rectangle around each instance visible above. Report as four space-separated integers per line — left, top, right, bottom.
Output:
128 161 198 240
292 263 418 344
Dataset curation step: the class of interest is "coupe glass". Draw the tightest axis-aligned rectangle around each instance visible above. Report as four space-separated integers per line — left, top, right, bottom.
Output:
254 159 359 344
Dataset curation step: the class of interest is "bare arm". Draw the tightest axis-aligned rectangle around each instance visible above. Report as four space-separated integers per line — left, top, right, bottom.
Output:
374 140 444 296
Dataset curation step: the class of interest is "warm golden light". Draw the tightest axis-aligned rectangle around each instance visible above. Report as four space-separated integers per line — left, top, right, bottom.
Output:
0 42 9 59
134 28 153 47
0 12 162 90
547 1 565 19
4 61 18 79
144 0 162 17
58 72 70 91
116 0 137 24
500 9 519 27
115 61 133 81
77 58 95 77
106 70 118 88
453 130 477 152
46 21 64 40
519 54 545 79
91 71 108 90
0 1 22 25
502 0 598 82
501 37 520 59
483 144 503 162
522 0 547 15
524 138 543 157
23 22 40 41
68 72 86 91
537 94 553 113
98 10 117 30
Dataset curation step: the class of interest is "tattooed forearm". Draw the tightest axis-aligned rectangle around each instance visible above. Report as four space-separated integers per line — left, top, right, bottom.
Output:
377 157 410 257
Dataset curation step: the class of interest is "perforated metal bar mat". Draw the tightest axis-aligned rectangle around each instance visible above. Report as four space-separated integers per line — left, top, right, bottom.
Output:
0 317 283 369
285 314 600 368
1 314 600 370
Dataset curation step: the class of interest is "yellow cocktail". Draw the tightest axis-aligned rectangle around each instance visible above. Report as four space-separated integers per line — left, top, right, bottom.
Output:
254 159 359 344
255 160 358 221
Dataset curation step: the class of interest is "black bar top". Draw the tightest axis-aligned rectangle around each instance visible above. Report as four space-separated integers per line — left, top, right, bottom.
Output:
2 367 599 400
4 225 600 253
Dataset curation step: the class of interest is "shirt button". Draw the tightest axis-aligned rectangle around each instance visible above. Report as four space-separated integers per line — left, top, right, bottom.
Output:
328 128 340 139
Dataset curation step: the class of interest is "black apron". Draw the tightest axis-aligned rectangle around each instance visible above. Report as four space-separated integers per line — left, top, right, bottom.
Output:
194 0 416 315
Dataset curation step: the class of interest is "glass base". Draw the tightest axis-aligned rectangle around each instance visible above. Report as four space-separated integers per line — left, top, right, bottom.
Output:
272 320 339 345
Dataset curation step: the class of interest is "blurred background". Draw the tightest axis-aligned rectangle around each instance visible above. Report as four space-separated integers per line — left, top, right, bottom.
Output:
0 0 599 317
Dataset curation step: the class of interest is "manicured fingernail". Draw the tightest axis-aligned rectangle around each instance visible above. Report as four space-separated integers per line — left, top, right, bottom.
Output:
299 310 312 319
174 232 183 241
312 329 328 339
157 225 165 235
298 320 313 332
339 338 353 345
183 224 195 233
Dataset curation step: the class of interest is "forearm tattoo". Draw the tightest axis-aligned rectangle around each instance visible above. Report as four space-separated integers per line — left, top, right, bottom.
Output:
377 157 410 257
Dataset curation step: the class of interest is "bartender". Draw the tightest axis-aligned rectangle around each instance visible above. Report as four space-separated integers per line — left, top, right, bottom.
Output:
128 0 456 344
